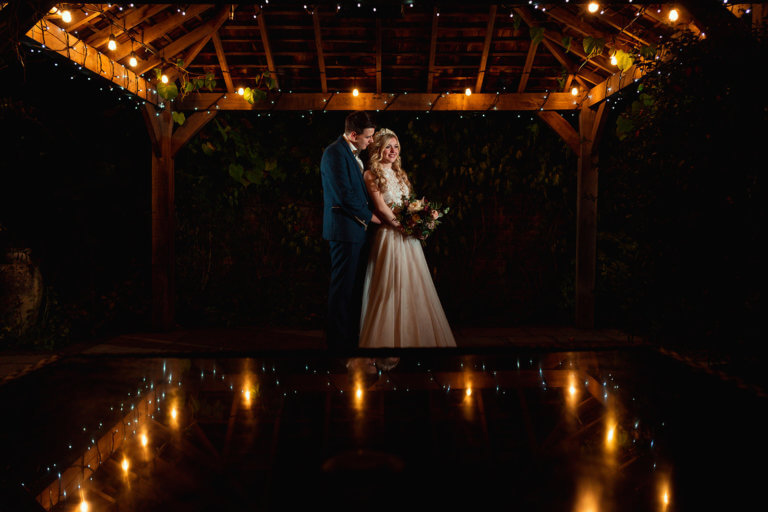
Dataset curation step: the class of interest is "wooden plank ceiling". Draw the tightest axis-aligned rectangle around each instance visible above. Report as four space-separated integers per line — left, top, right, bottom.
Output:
30 2 694 109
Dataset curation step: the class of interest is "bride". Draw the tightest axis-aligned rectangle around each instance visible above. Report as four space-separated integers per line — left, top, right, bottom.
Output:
359 128 456 348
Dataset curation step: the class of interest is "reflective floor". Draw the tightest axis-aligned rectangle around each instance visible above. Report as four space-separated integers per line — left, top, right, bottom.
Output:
0 348 764 511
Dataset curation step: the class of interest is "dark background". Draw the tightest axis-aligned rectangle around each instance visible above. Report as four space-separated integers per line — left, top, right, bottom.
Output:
1 25 765 373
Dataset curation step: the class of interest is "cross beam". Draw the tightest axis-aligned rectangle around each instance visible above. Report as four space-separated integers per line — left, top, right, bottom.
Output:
177 91 584 111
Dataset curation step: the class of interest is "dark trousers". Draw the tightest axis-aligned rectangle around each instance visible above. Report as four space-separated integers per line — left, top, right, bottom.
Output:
327 239 369 350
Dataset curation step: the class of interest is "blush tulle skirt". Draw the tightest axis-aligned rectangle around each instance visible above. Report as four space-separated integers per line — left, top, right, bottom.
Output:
359 225 456 348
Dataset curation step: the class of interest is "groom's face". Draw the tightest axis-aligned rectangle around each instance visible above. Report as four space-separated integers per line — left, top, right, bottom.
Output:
350 128 375 151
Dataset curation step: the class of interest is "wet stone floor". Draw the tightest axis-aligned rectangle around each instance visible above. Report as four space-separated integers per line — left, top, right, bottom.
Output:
0 348 764 511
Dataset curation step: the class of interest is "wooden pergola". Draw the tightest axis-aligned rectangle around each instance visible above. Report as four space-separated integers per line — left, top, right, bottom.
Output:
4 1 751 331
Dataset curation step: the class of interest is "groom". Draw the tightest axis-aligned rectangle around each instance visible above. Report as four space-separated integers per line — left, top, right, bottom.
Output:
321 111 380 350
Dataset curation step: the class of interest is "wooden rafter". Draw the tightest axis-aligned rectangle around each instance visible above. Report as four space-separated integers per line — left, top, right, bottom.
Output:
25 21 158 104
85 4 169 49
585 64 645 107
543 6 634 53
513 7 613 74
177 91 582 112
517 34 539 93
256 5 279 90
111 4 212 62
211 31 234 92
61 4 111 32
376 18 382 94
542 39 602 86
135 6 230 76
311 8 327 93
427 7 439 93
598 9 652 46
475 4 497 93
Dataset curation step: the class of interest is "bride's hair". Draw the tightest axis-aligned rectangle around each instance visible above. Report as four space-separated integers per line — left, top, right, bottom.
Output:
367 128 412 195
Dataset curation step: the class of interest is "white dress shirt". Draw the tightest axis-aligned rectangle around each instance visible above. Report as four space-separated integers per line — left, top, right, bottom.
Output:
343 134 364 172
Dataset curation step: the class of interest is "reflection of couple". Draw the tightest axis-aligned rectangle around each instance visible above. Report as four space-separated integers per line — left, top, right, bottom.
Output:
321 111 456 350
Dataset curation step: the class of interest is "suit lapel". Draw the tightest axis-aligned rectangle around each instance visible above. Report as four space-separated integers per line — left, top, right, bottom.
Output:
339 136 368 199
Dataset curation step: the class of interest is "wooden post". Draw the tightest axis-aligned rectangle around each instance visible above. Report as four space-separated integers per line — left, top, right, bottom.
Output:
575 103 605 328
144 104 175 330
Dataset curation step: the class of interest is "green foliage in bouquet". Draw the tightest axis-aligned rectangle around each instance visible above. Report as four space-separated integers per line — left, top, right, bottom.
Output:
392 195 450 245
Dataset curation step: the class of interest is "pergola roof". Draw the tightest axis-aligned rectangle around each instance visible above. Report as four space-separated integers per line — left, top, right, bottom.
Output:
18 1 712 111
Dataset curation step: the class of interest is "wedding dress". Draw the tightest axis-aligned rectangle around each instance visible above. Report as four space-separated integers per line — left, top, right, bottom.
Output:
359 167 457 348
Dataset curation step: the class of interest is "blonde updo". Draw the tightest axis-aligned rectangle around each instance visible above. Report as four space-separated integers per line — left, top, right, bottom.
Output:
367 128 412 196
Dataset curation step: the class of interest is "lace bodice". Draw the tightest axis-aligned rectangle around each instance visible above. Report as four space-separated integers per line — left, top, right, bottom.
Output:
378 167 411 207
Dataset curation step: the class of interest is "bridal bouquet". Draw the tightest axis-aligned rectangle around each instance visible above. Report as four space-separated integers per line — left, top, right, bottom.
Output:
391 194 449 245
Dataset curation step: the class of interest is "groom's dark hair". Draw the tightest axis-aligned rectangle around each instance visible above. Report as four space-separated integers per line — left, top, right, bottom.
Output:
345 111 375 135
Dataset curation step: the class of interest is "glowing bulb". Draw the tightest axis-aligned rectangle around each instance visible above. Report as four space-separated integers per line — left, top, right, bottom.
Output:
571 87 578 96
244 389 252 405
237 87 245 95
663 491 669 505
465 87 472 96
610 54 618 65
668 8 679 22
140 433 148 447
49 6 58 14
129 52 137 68
171 407 178 419
352 88 359 96
121 457 129 472
587 2 599 13
466 387 472 397
61 10 72 23
79 498 89 512
607 425 615 442
569 384 577 396
356 386 363 399
161 74 169 84
108 34 117 51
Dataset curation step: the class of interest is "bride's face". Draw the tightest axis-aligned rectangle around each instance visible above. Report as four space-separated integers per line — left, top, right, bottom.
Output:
379 137 400 165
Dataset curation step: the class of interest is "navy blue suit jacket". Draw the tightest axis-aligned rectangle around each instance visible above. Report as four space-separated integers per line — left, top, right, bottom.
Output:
321 135 373 243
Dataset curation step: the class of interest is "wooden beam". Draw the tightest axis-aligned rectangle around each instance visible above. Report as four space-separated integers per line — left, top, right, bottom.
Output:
0 0 59 57
517 36 539 93
61 3 111 32
171 111 218 156
542 39 602 86
585 64 645 107
85 3 168 47
165 30 214 82
256 5 279 90
147 105 175 330
475 4 497 93
543 6 634 53
514 7 613 74
376 18 382 94
537 111 579 154
111 4 212 61
177 91 583 111
135 6 230 76
312 8 327 93
25 21 158 104
142 103 162 157
427 7 439 93
211 31 234 92
575 105 599 329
